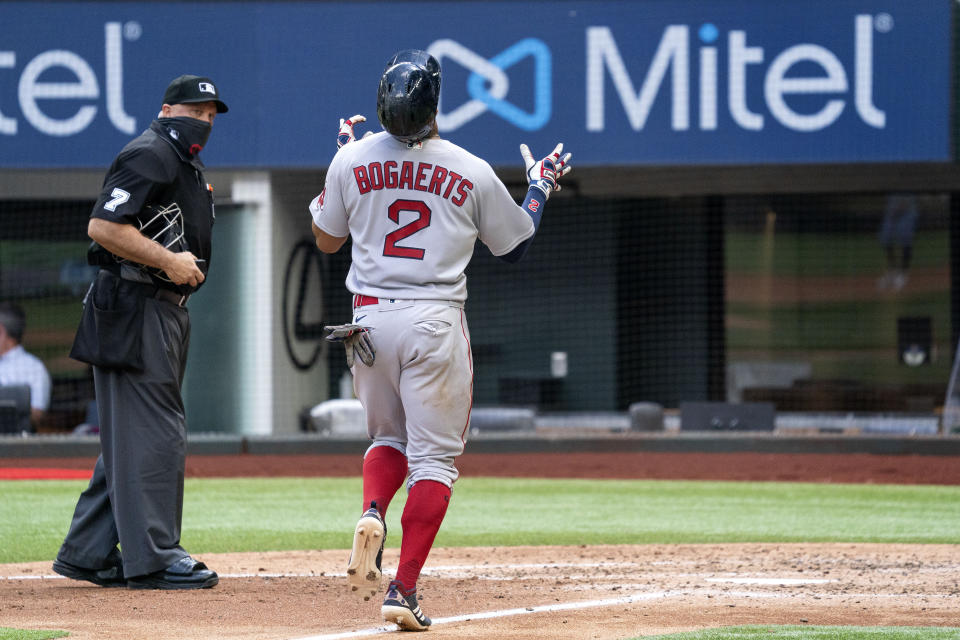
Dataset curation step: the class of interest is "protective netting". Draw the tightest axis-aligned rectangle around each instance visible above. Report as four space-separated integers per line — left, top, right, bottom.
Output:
2 191 954 433
0 199 97 431
460 192 952 423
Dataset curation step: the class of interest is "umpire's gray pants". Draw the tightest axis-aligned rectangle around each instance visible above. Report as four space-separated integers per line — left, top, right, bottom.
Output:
57 296 191 578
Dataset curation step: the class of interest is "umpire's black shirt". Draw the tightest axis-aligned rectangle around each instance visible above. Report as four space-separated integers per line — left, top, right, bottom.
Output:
90 118 215 295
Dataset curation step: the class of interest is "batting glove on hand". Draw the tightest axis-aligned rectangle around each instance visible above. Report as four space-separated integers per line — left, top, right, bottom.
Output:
337 114 373 149
324 323 375 367
520 143 572 200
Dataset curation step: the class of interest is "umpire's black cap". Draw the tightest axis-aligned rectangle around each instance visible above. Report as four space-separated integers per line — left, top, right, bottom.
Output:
162 75 229 113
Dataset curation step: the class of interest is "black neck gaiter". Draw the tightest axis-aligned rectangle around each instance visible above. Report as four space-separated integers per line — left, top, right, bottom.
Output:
158 117 212 156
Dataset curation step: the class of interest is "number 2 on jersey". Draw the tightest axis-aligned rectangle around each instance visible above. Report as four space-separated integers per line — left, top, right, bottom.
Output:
384 199 431 260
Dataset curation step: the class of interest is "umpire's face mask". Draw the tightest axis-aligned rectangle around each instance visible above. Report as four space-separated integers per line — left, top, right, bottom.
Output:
159 116 212 156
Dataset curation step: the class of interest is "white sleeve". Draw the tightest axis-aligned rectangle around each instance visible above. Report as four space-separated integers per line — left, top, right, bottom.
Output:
475 164 535 256
17 354 51 411
33 362 51 411
310 152 351 237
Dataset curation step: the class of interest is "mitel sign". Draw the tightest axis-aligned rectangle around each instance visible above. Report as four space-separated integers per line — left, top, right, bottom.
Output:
0 22 138 137
584 15 887 134
429 1 948 164
433 15 890 136
0 1 950 168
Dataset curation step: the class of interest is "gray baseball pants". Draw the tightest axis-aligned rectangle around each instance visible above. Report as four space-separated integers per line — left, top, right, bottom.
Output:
56 296 192 578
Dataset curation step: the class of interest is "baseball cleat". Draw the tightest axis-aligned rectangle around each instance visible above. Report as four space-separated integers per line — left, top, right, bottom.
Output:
346 502 385 600
382 581 431 631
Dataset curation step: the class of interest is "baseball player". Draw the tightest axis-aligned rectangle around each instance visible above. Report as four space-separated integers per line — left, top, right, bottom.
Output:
310 49 570 631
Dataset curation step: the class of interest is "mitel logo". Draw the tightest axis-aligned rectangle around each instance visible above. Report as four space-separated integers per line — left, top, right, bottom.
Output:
587 14 889 133
427 38 551 132
0 21 138 137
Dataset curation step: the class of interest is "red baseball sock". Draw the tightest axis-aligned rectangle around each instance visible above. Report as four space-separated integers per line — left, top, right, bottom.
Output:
362 445 408 517
394 479 451 593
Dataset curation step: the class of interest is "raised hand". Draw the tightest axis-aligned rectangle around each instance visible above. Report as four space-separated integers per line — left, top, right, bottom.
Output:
337 114 367 149
520 143 573 200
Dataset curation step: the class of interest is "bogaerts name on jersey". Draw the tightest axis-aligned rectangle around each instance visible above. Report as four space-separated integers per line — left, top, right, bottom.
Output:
353 161 474 206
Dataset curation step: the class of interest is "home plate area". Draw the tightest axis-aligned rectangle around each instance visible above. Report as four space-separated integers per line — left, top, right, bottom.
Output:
1 542 958 639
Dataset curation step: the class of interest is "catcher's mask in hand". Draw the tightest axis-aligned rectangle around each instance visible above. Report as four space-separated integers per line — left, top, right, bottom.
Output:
118 202 188 282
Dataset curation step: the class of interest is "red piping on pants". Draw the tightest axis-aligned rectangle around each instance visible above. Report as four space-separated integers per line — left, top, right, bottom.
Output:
459 308 474 443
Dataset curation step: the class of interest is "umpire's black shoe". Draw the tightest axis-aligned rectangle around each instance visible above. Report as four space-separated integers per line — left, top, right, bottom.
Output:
127 556 218 590
52 558 127 588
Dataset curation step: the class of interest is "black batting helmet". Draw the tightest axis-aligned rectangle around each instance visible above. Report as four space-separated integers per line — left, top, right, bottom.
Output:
385 49 441 95
377 58 441 143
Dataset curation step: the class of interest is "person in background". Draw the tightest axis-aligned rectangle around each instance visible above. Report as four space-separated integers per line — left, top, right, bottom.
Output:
0 301 52 429
878 193 919 292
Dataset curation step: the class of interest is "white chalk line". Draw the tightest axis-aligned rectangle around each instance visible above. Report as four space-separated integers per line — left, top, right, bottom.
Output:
289 587 928 640
286 591 679 640
705 577 831 585
2 572 332 581
0 560 833 584
0 560 646 582
423 560 644 572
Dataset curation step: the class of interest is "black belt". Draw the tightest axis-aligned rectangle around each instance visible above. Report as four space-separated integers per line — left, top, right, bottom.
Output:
122 279 190 307
153 287 190 307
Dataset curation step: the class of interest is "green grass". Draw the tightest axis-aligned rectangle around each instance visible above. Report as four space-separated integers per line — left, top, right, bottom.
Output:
0 241 89 270
2 477 959 563
726 291 951 351
725 230 949 276
0 629 68 640
722 228 953 386
3 477 958 640
639 626 960 640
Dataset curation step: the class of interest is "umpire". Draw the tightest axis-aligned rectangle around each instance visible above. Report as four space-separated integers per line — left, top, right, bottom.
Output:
53 75 228 590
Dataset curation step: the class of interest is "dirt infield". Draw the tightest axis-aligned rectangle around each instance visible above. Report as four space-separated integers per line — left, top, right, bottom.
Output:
2 450 959 639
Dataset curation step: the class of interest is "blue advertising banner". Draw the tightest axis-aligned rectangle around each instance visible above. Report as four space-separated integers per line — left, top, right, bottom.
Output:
0 1 951 168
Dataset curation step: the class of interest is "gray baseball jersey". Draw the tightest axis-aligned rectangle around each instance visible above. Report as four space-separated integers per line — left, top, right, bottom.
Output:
311 132 534 303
